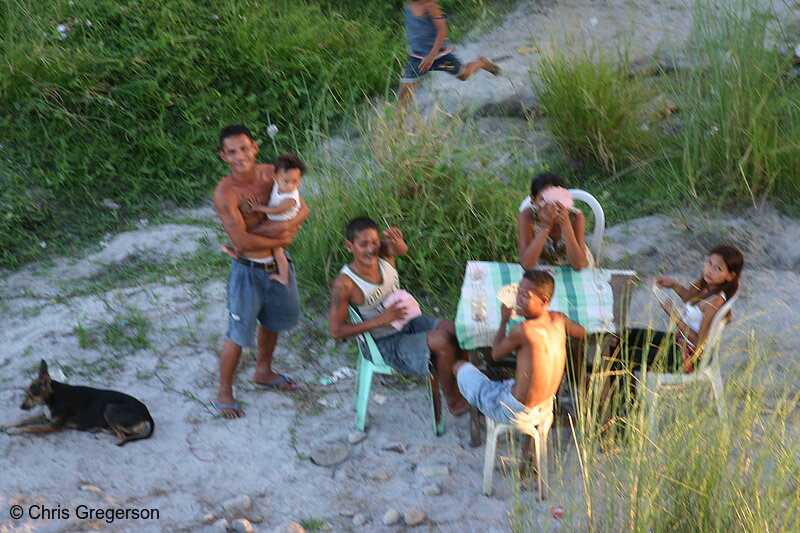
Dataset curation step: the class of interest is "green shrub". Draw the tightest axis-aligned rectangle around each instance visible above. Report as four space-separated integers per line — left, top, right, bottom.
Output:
534 44 655 173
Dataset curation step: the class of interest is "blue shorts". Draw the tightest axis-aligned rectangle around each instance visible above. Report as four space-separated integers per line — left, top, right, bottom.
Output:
456 363 529 424
225 258 300 347
400 52 464 83
374 315 441 375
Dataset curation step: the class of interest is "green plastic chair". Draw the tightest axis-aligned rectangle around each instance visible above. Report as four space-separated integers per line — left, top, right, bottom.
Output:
348 306 444 436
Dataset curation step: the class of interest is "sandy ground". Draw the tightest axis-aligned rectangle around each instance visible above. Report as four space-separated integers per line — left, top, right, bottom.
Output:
2 1 799 532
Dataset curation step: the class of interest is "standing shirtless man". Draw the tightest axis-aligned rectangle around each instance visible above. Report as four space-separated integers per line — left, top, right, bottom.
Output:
213 125 309 419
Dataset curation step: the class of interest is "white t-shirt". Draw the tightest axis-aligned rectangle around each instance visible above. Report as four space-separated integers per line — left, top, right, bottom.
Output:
267 186 301 221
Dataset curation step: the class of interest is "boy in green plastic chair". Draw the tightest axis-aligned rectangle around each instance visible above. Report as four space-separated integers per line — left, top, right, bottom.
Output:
328 217 468 415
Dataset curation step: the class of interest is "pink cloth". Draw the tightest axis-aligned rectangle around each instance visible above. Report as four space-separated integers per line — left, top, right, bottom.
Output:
540 186 574 209
383 290 422 330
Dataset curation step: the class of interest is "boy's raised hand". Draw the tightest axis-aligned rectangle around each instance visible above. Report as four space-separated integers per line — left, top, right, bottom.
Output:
500 304 513 323
383 227 404 243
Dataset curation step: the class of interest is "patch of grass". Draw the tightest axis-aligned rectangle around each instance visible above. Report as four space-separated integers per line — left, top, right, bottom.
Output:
294 105 524 314
74 321 96 350
74 309 152 352
298 516 326 532
656 0 800 207
103 309 151 350
534 42 655 173
62 356 124 380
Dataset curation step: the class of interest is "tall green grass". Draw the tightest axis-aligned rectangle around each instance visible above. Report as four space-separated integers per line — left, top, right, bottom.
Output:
0 0 505 269
0 0 399 267
293 105 527 312
534 44 655 173
533 0 800 210
660 0 800 205
498 327 800 532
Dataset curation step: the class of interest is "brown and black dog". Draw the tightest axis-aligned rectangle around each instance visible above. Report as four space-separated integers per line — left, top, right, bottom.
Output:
1 360 154 446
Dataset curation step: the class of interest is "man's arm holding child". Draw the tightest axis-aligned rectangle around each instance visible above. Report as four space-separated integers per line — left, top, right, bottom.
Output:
213 182 292 253
491 305 523 361
250 196 298 216
329 275 405 339
250 197 309 238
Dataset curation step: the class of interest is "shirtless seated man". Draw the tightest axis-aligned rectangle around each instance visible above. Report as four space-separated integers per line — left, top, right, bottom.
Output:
454 269 586 473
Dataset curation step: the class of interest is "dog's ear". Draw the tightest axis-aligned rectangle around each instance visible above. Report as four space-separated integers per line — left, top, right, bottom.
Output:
38 360 49 378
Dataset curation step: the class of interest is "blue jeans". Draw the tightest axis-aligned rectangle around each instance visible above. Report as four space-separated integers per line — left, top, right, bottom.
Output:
456 363 529 424
225 258 300 347
400 52 464 83
373 315 441 375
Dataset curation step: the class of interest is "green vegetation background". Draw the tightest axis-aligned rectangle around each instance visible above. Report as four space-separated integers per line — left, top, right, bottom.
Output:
0 0 493 268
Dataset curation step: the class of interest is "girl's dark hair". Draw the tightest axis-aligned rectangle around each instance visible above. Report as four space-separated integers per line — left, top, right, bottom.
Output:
530 172 566 198
694 245 744 298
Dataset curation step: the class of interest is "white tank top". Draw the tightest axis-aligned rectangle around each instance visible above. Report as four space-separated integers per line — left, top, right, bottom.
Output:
681 292 726 346
340 258 400 339
266 186 300 221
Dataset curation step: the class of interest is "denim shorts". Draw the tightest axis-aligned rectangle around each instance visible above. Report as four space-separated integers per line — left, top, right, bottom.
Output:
374 315 441 375
456 363 529 424
225 258 300 347
400 52 464 83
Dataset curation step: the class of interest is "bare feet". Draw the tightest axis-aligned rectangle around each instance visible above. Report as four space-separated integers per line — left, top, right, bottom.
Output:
447 397 470 417
253 372 298 392
220 244 239 259
481 56 501 75
269 272 289 286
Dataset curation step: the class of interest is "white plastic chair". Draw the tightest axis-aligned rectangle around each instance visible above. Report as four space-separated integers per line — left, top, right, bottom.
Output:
519 189 605 264
635 291 740 431
482 396 554 499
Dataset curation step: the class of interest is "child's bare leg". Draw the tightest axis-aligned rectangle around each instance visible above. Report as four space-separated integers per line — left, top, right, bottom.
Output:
269 248 290 286
518 434 538 486
398 82 417 109
458 56 501 80
220 244 239 259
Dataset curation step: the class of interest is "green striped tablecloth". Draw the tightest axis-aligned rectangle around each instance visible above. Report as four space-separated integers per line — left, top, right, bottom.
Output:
455 261 617 350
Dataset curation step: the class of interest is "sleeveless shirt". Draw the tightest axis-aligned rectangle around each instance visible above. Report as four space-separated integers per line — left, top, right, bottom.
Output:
340 258 401 339
680 292 727 348
404 8 449 57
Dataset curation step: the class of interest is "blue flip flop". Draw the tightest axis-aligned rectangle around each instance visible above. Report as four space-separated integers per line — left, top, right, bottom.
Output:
254 374 297 390
214 401 242 416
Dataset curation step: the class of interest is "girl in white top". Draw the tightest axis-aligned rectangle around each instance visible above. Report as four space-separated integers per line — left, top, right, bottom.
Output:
627 245 744 373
